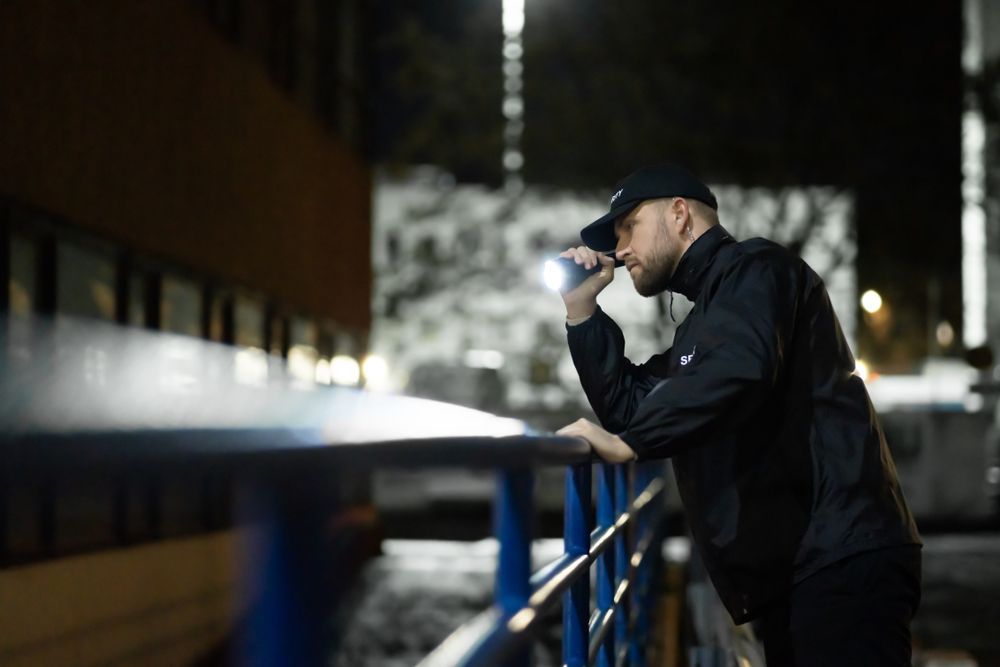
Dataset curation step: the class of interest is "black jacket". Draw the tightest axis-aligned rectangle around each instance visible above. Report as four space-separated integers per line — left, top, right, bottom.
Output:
567 225 920 623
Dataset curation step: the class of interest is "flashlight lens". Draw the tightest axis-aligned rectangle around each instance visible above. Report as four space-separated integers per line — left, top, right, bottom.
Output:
543 260 565 291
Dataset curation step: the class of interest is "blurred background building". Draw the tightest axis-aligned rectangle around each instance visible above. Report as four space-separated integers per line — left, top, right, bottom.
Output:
371 167 856 416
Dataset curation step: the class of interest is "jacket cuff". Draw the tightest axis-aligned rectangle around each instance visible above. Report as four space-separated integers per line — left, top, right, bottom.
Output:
565 305 606 334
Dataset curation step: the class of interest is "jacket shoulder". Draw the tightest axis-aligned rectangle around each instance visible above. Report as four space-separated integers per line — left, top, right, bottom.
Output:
716 237 805 276
732 237 797 262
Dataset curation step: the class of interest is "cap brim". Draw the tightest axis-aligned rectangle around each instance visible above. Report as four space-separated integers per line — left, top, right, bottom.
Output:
580 201 636 266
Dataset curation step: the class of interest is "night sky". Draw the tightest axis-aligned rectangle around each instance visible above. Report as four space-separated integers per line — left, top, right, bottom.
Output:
369 0 964 367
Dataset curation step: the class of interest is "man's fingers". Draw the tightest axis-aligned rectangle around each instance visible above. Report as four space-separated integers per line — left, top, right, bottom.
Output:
556 418 592 437
556 247 616 271
575 247 596 269
558 246 602 270
555 422 577 436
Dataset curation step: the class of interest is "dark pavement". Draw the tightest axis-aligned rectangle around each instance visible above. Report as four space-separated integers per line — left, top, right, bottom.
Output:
331 532 1000 666
914 533 1000 667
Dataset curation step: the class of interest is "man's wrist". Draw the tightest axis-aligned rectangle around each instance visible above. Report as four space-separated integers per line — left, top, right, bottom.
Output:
564 299 597 321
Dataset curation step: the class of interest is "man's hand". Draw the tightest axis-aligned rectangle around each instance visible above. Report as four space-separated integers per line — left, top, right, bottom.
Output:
558 247 616 320
557 418 637 463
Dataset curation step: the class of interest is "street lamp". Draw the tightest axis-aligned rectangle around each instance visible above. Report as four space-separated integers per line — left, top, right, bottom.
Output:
860 289 883 314
502 0 525 196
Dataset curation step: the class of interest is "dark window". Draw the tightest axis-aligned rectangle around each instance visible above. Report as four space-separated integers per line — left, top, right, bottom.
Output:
8 235 36 316
288 315 319 382
56 243 116 321
234 296 265 348
127 273 147 328
206 290 232 343
161 276 202 337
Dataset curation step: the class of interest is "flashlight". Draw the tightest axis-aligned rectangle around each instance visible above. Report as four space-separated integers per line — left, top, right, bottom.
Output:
543 254 618 291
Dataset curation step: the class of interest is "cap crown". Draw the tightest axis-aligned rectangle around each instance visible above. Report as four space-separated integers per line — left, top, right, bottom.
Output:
580 163 717 251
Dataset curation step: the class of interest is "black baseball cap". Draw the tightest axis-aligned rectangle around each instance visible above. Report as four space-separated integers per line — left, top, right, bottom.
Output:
580 163 718 256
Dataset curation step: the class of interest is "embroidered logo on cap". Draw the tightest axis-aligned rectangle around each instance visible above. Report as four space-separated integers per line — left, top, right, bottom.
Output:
609 189 624 206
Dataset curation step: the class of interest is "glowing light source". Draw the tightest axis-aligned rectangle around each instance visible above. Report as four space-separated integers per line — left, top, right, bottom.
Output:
936 321 955 348
854 359 870 381
288 344 319 384
543 257 603 292
361 354 389 389
543 260 565 291
502 0 524 36
234 347 268 387
502 42 523 60
963 3 988 348
501 0 525 196
860 290 883 314
963 111 988 347
330 355 361 386
503 149 524 171
502 96 524 120
314 358 332 385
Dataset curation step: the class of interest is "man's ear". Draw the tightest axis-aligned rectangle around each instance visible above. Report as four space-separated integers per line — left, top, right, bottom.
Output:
670 197 691 229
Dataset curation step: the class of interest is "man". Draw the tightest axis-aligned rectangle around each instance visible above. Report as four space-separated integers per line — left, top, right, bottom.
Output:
555 164 921 665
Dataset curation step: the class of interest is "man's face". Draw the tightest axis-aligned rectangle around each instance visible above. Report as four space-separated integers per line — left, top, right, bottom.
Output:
614 199 683 297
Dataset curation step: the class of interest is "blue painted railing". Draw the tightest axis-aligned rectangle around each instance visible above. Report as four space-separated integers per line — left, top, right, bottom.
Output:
1 318 669 665
418 459 666 667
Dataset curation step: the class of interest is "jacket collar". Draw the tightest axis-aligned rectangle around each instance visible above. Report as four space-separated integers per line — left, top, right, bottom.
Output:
664 224 734 301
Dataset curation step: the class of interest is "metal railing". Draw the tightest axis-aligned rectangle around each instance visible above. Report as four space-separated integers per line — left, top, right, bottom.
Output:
1 318 669 665
418 461 666 667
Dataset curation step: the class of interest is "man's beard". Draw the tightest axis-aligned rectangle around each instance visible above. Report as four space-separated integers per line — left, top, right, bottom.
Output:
631 239 678 297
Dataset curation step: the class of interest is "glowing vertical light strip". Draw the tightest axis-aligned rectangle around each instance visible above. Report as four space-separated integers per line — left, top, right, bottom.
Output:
963 0 988 348
502 0 525 197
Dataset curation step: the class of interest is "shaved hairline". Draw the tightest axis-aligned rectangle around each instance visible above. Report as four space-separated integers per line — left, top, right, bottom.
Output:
612 197 718 237
687 198 720 226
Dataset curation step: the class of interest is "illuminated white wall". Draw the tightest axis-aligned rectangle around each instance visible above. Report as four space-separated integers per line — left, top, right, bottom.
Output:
371 167 856 413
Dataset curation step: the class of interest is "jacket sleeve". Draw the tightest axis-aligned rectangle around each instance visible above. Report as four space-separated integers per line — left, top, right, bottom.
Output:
619 254 798 460
566 306 671 433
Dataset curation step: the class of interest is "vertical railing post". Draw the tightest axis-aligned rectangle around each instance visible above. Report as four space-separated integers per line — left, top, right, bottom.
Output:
630 462 655 667
614 464 630 665
239 476 337 667
563 462 592 667
495 467 534 667
595 462 616 667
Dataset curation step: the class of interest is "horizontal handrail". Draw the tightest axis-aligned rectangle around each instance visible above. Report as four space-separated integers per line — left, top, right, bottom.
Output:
2 429 594 473
1 319 602 472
